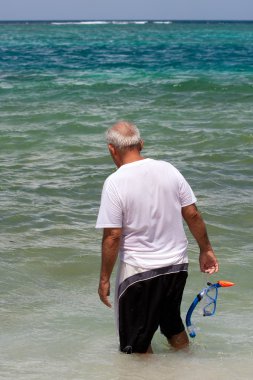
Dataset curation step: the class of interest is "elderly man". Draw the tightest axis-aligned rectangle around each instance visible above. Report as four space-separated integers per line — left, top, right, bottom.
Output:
96 121 218 354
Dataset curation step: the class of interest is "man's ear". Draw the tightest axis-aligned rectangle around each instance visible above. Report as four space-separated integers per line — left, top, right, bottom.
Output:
108 144 121 168
108 144 116 156
139 140 144 151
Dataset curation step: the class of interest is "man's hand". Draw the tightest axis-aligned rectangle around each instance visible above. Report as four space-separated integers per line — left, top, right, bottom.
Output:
98 280 112 308
199 249 219 274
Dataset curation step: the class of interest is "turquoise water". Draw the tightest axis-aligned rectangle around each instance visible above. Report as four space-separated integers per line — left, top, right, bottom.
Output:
0 21 253 379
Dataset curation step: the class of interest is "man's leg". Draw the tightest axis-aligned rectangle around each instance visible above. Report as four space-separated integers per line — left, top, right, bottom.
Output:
118 275 161 354
146 344 153 353
168 330 189 350
160 271 189 350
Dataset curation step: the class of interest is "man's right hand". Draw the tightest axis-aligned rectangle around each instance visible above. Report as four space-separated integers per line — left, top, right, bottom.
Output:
98 279 112 308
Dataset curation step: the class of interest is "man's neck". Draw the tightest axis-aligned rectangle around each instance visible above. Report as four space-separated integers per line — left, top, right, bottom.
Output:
120 152 145 167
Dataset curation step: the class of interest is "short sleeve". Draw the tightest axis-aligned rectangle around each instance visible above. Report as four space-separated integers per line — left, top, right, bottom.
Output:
176 170 197 207
96 177 123 228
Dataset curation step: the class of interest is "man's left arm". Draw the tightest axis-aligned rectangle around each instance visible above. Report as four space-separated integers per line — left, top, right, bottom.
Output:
98 227 122 308
182 204 219 274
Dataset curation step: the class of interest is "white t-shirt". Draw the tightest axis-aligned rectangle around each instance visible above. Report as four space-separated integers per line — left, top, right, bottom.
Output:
96 158 197 269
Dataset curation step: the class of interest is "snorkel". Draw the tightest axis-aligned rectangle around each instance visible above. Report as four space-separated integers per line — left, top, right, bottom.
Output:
186 280 235 338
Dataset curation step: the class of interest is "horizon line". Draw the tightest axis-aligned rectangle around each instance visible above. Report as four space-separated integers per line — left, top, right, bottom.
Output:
1 18 253 22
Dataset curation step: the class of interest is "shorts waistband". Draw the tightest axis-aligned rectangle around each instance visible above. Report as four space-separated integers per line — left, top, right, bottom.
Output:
118 262 188 299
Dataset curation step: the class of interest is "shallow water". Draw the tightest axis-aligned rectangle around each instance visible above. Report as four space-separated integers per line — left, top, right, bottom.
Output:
0 20 253 379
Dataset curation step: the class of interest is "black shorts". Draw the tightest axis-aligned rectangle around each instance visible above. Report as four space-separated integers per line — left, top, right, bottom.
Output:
117 263 188 354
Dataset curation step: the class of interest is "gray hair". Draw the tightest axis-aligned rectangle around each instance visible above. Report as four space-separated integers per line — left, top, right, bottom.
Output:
106 121 142 149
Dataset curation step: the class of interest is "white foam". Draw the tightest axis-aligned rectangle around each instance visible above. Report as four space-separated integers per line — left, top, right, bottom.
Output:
112 21 129 25
154 21 172 24
51 21 109 25
112 21 148 25
51 20 154 26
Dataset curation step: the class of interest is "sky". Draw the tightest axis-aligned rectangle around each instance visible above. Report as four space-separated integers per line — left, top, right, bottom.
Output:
1 0 253 21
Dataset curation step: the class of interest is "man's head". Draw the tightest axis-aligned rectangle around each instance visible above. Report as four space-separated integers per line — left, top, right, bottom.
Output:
106 121 142 149
106 121 144 167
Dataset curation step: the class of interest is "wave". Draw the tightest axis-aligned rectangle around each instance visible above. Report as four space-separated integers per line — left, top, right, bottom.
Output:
50 20 173 26
51 20 158 26
132 21 148 24
153 21 172 24
51 21 109 25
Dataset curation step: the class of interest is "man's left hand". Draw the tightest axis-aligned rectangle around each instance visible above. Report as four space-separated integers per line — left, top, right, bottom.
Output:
199 249 219 274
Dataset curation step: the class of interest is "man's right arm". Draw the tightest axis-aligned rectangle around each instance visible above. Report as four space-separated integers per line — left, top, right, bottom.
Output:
98 227 122 308
182 204 219 274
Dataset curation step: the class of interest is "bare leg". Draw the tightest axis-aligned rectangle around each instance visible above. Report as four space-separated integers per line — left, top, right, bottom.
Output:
146 345 153 354
168 331 189 350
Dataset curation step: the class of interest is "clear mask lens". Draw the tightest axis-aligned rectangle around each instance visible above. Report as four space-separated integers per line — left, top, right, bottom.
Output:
203 286 217 316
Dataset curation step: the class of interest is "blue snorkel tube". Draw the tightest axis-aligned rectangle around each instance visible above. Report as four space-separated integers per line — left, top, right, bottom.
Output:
186 280 235 338
186 288 205 338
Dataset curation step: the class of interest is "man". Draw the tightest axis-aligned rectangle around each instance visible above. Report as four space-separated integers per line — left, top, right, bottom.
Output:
96 121 218 354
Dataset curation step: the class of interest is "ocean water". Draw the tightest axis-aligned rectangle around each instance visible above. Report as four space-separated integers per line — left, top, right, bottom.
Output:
0 20 253 379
